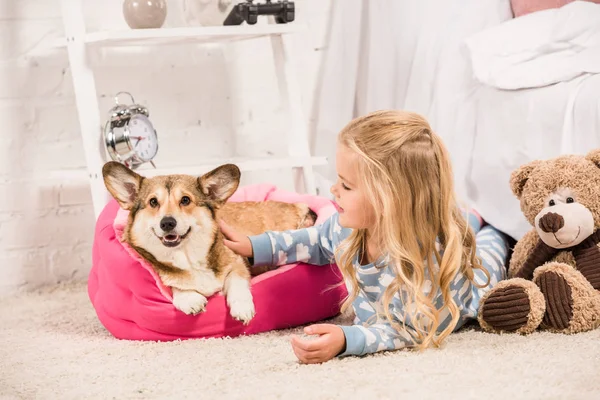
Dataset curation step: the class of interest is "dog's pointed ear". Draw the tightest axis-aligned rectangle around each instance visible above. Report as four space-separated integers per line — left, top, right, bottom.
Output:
198 164 241 203
510 159 542 199
585 148 600 168
102 161 143 210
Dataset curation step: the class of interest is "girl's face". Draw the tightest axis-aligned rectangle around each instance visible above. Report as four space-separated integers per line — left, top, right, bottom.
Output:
330 145 376 230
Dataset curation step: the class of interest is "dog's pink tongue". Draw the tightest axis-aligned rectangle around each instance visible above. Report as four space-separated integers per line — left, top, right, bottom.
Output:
165 234 179 241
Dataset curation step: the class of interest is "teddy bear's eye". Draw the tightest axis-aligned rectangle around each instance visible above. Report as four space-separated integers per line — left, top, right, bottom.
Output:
566 197 574 204
549 199 556 206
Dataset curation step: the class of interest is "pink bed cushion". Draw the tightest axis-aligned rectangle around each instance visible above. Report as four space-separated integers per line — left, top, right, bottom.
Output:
89 183 347 341
511 0 600 17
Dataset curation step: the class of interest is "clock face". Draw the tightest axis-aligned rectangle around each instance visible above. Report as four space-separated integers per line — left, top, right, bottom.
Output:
128 114 158 162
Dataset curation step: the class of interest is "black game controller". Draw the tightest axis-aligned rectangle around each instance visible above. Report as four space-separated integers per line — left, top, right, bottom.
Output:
223 0 295 26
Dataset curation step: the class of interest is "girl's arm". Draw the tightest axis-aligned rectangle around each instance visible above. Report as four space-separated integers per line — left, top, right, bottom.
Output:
248 213 343 268
338 309 418 357
291 293 425 361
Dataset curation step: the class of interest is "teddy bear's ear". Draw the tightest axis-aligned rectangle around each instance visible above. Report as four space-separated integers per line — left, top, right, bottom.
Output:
585 148 600 168
510 160 542 199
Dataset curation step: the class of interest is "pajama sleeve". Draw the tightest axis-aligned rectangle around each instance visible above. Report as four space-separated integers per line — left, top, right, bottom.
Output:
247 213 340 268
338 304 419 357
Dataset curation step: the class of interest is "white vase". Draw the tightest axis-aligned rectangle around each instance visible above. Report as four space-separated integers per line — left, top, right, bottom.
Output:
122 0 168 29
182 0 235 26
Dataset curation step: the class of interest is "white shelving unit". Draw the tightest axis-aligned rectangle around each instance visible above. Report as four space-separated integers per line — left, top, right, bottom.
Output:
57 0 326 219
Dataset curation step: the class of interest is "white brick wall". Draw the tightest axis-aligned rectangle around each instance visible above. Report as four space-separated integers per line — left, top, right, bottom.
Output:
0 0 332 295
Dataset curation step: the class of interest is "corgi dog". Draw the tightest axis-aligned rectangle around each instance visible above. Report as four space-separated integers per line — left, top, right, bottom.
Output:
102 161 316 324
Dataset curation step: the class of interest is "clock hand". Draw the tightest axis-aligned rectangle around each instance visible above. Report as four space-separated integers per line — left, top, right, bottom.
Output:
134 137 145 149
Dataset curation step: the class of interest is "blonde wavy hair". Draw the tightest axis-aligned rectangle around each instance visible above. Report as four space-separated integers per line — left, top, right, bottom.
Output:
334 110 490 351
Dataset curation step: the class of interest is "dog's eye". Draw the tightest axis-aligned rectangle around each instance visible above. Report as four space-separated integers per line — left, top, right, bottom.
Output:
180 196 191 206
566 197 574 204
549 199 555 206
149 198 159 208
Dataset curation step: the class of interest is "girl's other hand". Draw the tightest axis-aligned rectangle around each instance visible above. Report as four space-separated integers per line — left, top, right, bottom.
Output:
290 324 346 364
219 219 253 258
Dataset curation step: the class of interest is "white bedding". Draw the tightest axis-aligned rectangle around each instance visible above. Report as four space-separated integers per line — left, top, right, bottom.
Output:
461 1 600 240
465 1 600 90
466 70 600 240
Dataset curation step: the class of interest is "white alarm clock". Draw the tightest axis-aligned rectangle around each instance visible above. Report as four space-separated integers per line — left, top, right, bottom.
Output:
103 92 159 169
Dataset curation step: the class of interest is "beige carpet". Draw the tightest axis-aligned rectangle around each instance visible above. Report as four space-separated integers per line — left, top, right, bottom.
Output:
1 282 599 400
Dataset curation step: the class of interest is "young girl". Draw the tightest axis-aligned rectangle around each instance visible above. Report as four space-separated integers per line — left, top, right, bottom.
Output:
220 110 509 364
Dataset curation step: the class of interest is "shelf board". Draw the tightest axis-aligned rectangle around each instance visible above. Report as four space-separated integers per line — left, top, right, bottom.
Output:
54 24 304 48
47 156 328 182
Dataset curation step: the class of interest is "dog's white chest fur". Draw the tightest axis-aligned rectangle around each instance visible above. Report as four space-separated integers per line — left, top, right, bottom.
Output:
171 249 222 295
168 246 255 323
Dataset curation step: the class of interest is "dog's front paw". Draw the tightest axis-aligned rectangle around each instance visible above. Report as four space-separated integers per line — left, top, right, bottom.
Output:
229 299 255 325
172 290 207 315
227 291 255 325
225 274 255 324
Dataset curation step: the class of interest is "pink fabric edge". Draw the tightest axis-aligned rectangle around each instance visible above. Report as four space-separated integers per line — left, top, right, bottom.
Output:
113 208 174 301
511 0 600 17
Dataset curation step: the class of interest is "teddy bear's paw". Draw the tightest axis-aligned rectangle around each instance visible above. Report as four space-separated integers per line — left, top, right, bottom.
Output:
536 270 573 331
479 279 545 334
534 262 600 333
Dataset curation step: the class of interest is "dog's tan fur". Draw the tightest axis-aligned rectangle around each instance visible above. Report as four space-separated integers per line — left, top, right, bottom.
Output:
102 161 316 324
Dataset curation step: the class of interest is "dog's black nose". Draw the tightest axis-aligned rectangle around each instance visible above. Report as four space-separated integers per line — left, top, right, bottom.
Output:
160 216 177 232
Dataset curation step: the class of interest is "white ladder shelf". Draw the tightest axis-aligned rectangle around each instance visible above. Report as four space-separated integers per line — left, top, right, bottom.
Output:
58 0 326 219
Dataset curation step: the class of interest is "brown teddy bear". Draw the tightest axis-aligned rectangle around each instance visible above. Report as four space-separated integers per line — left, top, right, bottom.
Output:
477 149 600 334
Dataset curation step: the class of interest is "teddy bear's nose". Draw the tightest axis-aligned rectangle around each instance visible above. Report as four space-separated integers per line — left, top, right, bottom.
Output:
538 212 564 233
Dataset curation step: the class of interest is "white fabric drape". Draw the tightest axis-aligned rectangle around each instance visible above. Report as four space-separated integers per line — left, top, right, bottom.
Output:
311 0 514 225
463 1 600 239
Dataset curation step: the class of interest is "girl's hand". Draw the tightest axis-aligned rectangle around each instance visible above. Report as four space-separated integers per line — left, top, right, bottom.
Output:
290 324 346 364
219 219 253 258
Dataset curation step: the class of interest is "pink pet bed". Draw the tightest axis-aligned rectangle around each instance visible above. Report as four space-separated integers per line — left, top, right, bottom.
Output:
89 183 347 341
